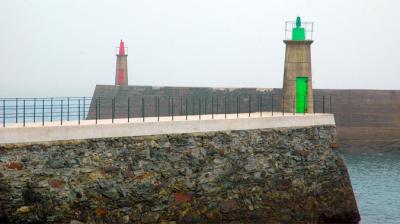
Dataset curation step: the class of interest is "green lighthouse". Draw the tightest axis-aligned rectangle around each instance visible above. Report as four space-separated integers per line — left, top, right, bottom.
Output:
282 17 314 113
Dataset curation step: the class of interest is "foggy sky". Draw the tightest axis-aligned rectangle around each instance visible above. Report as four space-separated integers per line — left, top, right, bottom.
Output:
1 0 399 97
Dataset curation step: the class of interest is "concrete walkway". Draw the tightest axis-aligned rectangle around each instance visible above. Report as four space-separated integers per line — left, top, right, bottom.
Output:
0 112 335 144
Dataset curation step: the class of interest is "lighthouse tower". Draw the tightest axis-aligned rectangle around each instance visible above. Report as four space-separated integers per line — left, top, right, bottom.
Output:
115 40 128 86
282 17 314 113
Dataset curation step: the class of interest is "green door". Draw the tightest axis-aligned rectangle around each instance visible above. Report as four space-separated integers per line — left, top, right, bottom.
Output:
296 77 308 113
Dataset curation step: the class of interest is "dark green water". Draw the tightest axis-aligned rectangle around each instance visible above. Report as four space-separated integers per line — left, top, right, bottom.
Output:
344 151 400 224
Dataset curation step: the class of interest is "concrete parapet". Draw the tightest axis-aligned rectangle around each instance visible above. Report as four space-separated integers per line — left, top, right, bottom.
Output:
0 114 334 144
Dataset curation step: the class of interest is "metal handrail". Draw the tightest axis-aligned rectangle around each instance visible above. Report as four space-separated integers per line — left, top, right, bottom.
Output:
0 94 332 128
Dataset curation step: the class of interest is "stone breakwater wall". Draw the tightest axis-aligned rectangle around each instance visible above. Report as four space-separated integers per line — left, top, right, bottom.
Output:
0 125 359 223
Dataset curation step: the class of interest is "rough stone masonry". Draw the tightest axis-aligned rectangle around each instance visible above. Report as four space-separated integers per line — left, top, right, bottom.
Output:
0 125 360 223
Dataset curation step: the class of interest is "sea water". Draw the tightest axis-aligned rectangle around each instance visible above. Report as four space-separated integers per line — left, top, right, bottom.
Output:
344 151 400 224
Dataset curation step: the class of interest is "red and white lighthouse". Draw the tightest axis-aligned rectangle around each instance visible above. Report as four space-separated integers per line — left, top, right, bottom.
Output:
115 40 128 86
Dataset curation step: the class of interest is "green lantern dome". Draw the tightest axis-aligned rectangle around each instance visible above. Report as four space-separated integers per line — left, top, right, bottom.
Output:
292 16 306 40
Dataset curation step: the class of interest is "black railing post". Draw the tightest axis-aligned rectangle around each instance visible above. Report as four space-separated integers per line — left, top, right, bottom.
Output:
168 96 171 116
33 98 36 123
61 100 63 125
248 95 251 117
67 97 70 121
95 98 98 124
78 99 81 125
180 96 183 116
23 99 25 127
216 96 219 114
42 99 44 126
224 96 227 119
271 94 274 117
198 97 201 120
157 96 160 122
185 97 188 120
15 98 18 123
172 97 174 121
204 97 207 115
192 96 195 116
83 97 86 120
212 96 214 119
112 98 115 123
323 96 325 113
236 96 239 118
2 99 5 128
227 96 229 115
98 97 101 119
142 97 145 122
128 97 130 123
50 97 53 122
238 95 241 117
154 96 157 118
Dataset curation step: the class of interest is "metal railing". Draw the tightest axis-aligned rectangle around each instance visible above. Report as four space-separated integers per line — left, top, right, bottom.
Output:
0 95 332 128
285 21 314 40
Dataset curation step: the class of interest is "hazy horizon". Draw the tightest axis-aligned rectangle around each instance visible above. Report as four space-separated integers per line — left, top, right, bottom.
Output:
1 0 400 97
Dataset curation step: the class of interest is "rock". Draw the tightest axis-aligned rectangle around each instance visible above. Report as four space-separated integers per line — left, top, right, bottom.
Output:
293 144 303 151
95 207 107 217
21 156 30 163
103 166 120 174
16 206 30 214
96 141 107 149
80 167 95 173
68 190 83 202
136 183 155 200
70 220 84 224
151 204 168 212
191 148 206 160
174 192 192 204
206 209 221 220
318 130 331 139
88 171 105 181
141 212 160 223
100 187 119 200
50 179 65 188
138 148 151 159
254 172 262 179
22 187 42 204
46 159 65 169
213 158 226 165
123 215 130 223
299 149 310 158
67 159 80 166
168 153 182 162
220 199 239 213
331 143 339 149
5 162 23 170
179 167 192 176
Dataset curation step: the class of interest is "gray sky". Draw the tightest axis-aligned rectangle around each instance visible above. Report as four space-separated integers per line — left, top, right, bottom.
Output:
1 0 399 97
